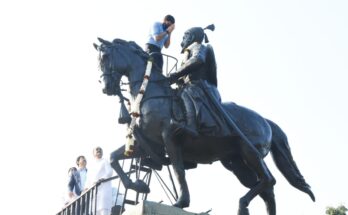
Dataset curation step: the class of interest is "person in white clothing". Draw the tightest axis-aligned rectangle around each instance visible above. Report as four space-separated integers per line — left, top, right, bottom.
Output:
85 147 113 215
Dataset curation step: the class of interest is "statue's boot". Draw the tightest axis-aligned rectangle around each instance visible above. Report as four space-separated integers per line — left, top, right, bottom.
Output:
170 113 198 138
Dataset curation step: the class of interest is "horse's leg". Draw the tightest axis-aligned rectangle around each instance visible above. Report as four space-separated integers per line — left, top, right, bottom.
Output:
259 187 276 215
162 129 190 208
221 156 276 215
237 139 276 211
221 157 255 215
110 144 150 193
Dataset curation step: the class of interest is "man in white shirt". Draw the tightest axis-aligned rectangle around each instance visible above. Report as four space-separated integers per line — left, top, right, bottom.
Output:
86 147 113 215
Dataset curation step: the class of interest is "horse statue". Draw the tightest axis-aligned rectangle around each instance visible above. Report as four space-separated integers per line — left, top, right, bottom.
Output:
93 37 315 215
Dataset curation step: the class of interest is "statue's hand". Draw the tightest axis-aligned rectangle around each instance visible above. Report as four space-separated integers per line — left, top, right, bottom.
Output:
176 78 185 87
167 73 178 84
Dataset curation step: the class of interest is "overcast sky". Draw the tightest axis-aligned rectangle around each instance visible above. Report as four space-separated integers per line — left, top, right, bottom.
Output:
0 0 347 214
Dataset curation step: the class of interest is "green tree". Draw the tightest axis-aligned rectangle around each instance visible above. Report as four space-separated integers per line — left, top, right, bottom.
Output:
326 205 347 215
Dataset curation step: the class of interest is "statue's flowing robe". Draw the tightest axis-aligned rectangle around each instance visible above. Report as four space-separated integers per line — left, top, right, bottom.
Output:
178 42 230 137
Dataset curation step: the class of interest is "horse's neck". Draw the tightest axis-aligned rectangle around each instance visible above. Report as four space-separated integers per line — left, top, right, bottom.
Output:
128 67 169 99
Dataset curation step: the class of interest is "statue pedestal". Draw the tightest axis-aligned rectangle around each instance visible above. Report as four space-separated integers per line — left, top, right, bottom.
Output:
122 200 209 215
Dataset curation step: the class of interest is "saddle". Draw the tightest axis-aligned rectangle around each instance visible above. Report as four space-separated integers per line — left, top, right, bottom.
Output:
171 86 231 137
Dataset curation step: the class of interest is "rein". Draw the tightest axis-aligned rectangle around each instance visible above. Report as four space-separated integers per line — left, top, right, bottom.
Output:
123 76 168 86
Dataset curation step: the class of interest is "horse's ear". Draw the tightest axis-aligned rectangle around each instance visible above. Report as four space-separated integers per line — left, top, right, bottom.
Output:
98 37 112 46
93 43 99 51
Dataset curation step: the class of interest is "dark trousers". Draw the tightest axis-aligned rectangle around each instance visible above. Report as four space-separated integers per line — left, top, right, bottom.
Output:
145 43 163 70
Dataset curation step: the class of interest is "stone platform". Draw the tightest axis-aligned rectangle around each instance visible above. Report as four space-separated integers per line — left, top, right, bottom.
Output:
122 200 210 215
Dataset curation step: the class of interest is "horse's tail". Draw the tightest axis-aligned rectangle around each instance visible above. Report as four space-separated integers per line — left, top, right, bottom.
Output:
267 119 315 202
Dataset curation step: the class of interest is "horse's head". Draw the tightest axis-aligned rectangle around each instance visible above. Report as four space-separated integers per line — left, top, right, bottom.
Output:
94 38 123 96
94 38 149 96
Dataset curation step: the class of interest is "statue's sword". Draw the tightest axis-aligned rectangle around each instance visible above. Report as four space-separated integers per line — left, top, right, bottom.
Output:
198 81 262 157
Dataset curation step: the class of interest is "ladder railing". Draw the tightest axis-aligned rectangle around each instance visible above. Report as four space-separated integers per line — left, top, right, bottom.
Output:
57 158 179 215
120 158 152 211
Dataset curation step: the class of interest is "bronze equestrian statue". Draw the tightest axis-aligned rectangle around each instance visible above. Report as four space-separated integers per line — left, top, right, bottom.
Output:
93 26 315 215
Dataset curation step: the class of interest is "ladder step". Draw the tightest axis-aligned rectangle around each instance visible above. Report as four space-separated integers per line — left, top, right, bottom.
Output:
130 164 152 173
124 199 137 205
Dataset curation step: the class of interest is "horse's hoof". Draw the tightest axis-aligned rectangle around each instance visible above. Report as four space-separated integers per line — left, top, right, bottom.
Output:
129 179 150 193
173 197 190 208
238 207 250 215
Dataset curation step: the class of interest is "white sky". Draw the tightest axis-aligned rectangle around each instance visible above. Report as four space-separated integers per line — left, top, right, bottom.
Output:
0 0 347 214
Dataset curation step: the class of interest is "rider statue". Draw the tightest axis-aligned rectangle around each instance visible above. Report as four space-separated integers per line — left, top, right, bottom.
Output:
169 24 275 194
168 24 230 138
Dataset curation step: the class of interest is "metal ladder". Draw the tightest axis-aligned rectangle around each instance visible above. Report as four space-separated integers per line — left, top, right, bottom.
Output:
113 158 152 215
114 157 179 214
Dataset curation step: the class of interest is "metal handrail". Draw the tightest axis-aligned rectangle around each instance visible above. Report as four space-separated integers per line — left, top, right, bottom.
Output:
162 53 178 76
57 172 134 215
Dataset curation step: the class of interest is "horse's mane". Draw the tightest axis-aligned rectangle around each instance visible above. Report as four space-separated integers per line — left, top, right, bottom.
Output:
112 38 149 60
98 37 168 81
97 38 149 72
110 39 167 77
